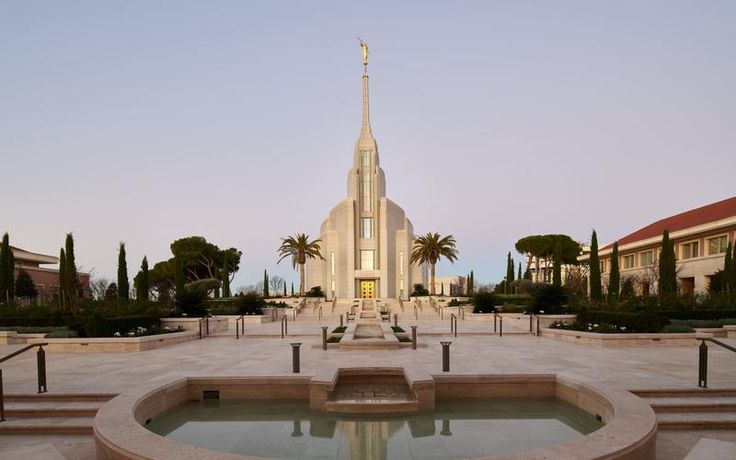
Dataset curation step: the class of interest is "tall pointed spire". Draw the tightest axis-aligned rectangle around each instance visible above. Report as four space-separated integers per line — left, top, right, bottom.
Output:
360 70 373 139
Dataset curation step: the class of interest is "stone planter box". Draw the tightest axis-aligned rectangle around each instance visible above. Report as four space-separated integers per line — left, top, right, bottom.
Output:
541 327 699 347
161 317 229 334
693 327 728 338
725 325 736 339
27 331 198 352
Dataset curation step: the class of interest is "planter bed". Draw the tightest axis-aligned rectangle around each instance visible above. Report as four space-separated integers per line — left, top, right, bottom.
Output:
26 330 199 352
541 327 701 347
161 317 229 333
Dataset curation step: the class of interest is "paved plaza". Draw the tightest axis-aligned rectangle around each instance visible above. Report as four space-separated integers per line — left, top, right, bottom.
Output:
1 313 735 459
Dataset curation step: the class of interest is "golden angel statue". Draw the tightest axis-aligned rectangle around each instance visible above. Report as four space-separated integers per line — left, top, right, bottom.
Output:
357 37 368 66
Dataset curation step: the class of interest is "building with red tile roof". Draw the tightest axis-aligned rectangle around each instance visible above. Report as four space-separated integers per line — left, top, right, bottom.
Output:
583 197 736 295
10 245 90 304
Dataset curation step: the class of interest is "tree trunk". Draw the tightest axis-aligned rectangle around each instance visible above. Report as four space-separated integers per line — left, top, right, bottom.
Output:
299 263 305 297
430 263 436 295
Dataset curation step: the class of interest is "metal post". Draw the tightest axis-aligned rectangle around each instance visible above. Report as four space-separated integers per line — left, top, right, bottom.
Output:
454 316 457 338
529 314 533 332
199 320 203 339
291 343 302 373
536 315 540 337
499 317 503 338
37 346 47 393
441 341 452 372
241 317 245 335
411 326 417 350
322 326 328 350
236 320 239 339
281 317 285 339
0 368 5 422
340 314 344 328
698 340 708 388
319 307 322 321
494 314 497 333
393 314 398 327
205 317 209 335
285 315 288 335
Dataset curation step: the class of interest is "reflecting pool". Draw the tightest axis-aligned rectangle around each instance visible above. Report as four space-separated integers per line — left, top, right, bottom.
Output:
147 398 603 459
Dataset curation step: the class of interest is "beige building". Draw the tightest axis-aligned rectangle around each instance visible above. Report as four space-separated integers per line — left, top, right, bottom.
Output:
432 275 466 296
306 54 427 300
590 197 736 295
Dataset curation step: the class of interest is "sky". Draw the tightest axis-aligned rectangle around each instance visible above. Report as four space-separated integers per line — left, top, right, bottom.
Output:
1 1 735 290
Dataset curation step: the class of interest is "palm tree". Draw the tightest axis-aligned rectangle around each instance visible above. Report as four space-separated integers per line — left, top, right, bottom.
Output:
410 233 459 295
277 233 324 297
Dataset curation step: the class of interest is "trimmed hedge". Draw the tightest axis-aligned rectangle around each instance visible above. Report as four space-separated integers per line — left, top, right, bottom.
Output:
577 310 668 333
660 310 736 320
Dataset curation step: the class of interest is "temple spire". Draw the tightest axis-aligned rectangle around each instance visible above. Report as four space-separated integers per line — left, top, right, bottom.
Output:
358 38 373 139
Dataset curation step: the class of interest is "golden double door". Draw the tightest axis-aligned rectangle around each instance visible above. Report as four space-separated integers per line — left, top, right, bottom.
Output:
360 281 376 298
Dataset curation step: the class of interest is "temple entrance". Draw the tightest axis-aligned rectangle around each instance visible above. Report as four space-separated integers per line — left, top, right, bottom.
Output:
360 280 376 298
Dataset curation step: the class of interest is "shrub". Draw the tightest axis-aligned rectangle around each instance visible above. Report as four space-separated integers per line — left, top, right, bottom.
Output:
234 293 265 315
660 324 695 333
306 286 325 297
398 335 412 342
326 336 341 343
174 288 208 317
662 310 736 320
391 326 405 333
473 292 497 313
332 326 347 333
529 284 568 314
410 284 429 297
577 310 668 333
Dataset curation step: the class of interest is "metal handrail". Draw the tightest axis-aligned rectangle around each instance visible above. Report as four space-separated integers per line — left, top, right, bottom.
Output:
235 315 245 339
1 343 48 422
450 313 458 338
698 338 736 388
493 312 503 337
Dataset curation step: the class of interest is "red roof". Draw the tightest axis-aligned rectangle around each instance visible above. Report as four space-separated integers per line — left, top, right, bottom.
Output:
607 196 736 248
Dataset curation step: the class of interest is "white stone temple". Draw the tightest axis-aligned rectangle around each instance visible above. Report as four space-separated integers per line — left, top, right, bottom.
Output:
306 49 427 300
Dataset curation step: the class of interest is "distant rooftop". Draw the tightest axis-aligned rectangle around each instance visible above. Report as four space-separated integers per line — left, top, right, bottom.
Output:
607 196 736 248
10 245 59 265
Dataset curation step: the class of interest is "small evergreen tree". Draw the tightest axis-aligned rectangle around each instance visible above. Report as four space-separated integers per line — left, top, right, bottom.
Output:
64 233 79 308
608 242 620 302
589 230 602 301
658 230 677 299
263 269 269 298
517 263 522 283
15 268 38 300
0 232 15 305
440 282 444 296
505 252 514 294
283 281 287 297
291 282 294 296
58 248 67 308
117 243 129 301
105 282 118 300
724 242 732 295
174 257 185 295
138 256 150 302
552 246 562 287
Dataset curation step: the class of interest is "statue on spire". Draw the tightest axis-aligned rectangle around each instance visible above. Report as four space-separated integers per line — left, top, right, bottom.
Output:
357 37 369 67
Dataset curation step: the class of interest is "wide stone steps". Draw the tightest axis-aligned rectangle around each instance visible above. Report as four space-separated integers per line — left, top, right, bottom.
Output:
631 388 736 431
0 393 116 435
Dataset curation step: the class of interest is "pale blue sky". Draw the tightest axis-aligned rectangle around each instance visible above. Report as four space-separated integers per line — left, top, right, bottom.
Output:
1 1 734 289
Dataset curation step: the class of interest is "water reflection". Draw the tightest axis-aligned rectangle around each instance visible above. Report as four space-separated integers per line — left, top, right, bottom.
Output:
148 398 603 460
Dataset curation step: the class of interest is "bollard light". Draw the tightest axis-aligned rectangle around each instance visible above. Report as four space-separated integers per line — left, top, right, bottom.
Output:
411 325 418 350
322 326 328 351
440 341 452 372
291 343 302 373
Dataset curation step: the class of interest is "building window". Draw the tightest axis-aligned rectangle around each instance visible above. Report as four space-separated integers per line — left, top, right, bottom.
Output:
361 218 373 239
360 250 374 270
639 251 653 267
330 252 335 277
399 251 404 276
361 174 372 212
681 241 699 260
623 254 635 269
361 150 372 167
600 260 606 273
708 235 728 255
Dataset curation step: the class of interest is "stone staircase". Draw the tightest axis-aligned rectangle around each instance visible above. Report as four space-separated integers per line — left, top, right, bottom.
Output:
632 388 736 430
0 393 116 435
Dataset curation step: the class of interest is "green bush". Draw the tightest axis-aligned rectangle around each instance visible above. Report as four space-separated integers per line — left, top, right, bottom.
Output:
410 284 429 297
391 326 405 333
398 336 412 342
660 324 695 333
577 310 668 333
326 336 341 343
473 292 497 313
174 288 208 317
529 284 568 314
662 310 736 320
332 326 347 333
234 293 265 315
496 294 533 306
306 286 325 297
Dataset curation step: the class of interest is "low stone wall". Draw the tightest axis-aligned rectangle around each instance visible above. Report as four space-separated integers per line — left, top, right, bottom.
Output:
541 327 699 347
26 331 198 352
726 325 736 339
161 317 229 334
0 331 46 345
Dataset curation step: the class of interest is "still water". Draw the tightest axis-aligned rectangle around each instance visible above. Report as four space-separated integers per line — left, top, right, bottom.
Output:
147 398 603 459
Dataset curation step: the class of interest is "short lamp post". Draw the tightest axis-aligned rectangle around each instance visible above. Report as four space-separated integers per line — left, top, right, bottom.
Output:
290 343 302 373
440 341 452 372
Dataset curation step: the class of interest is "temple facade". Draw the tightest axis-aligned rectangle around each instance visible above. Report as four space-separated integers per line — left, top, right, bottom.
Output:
306 54 427 300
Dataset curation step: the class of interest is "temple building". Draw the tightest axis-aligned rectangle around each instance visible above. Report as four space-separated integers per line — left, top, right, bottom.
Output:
306 46 427 300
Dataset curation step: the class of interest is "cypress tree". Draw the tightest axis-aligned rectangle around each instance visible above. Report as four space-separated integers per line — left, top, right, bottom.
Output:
724 242 732 294
440 282 444 296
59 248 67 308
263 269 269 298
174 257 186 294
589 230 602 301
608 242 620 303
552 246 562 287
505 252 514 294
283 281 287 297
117 243 129 301
291 282 294 297
0 233 15 305
517 263 522 283
138 256 150 302
64 233 79 308
524 268 532 280
658 230 677 299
